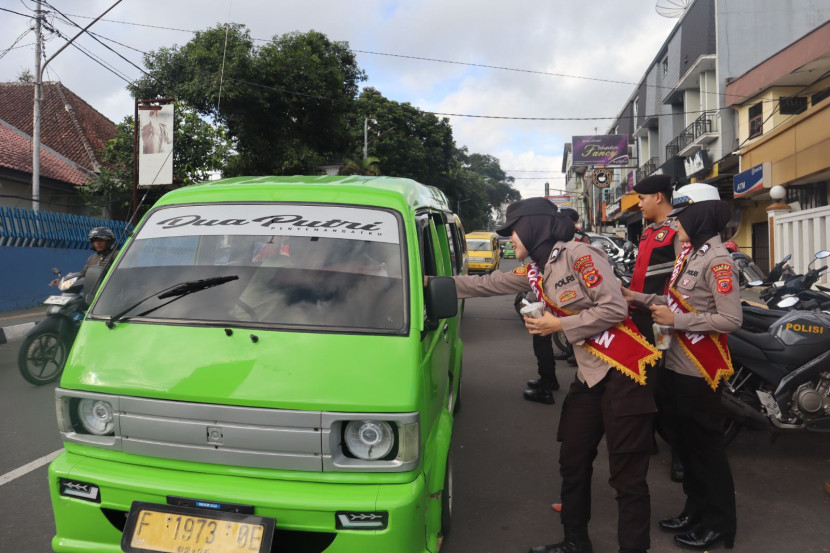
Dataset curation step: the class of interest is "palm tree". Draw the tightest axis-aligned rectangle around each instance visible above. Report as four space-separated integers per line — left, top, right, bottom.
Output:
340 156 381 176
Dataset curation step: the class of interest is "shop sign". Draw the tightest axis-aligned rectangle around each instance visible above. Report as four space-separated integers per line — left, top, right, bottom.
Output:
733 162 771 198
683 150 710 177
606 199 621 219
572 135 630 166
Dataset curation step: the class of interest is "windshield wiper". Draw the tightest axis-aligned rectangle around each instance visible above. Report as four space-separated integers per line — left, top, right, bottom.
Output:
105 275 239 328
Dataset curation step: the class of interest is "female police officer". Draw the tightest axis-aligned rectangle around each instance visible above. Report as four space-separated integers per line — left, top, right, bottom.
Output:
624 184 742 550
451 197 661 553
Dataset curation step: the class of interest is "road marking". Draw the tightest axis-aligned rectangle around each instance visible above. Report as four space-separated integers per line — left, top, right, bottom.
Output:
0 449 63 487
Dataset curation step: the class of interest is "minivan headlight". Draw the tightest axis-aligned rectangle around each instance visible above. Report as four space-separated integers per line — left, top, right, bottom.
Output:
344 420 395 460
77 399 115 435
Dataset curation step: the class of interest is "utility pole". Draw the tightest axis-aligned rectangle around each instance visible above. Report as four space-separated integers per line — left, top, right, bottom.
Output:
31 0 124 211
31 0 43 211
363 118 368 161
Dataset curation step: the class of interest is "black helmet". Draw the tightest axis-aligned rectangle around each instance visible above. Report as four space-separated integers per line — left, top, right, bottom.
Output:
88 227 114 243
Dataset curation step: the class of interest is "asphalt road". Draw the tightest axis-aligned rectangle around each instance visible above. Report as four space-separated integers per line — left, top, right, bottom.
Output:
1 261 829 552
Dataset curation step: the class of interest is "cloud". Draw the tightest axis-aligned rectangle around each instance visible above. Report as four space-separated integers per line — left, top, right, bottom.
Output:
0 0 680 198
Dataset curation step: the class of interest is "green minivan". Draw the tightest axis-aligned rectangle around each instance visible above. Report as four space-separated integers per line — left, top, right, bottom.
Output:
49 176 466 553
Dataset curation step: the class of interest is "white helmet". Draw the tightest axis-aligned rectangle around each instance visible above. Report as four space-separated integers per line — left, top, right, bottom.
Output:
669 183 720 215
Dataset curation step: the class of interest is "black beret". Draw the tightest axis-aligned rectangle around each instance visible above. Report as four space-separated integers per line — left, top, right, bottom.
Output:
495 197 558 237
633 174 673 195
560 207 579 222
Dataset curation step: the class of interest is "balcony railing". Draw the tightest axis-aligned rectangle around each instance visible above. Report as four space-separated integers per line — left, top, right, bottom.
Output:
636 157 659 182
666 111 717 159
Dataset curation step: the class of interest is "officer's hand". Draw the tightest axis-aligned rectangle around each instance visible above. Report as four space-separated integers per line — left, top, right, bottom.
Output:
49 278 59 287
524 311 561 336
649 305 674 326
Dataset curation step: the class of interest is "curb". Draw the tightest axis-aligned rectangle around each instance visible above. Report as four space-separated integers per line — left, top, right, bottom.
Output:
0 322 36 345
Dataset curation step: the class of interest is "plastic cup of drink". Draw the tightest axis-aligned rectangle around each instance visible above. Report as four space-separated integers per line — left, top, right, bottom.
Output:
520 301 547 319
652 323 673 350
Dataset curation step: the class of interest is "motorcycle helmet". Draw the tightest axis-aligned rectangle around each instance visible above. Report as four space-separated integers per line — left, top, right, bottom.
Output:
669 183 721 216
88 226 115 243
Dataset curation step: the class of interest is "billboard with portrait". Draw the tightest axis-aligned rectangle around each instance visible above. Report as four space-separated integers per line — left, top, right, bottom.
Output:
138 104 174 186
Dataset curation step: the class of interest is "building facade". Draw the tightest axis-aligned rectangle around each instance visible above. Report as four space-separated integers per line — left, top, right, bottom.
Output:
594 0 830 270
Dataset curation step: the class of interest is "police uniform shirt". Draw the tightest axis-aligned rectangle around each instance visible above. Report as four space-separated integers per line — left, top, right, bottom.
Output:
630 236 742 378
453 241 629 387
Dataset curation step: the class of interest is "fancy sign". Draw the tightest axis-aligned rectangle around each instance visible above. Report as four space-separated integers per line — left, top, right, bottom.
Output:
572 135 630 167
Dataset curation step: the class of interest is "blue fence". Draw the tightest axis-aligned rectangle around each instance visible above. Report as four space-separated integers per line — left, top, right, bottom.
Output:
0 207 132 249
0 208 133 311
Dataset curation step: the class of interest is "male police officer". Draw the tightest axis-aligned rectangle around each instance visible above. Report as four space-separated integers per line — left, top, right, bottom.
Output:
629 175 684 482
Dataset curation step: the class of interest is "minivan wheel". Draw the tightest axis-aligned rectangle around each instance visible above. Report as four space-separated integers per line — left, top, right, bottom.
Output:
440 451 453 539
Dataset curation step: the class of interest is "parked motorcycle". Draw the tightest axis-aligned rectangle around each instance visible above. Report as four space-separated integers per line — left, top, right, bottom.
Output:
17 265 104 385
722 299 830 443
754 250 830 310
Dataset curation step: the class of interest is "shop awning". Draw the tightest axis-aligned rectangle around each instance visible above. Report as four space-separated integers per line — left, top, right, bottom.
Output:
621 193 640 212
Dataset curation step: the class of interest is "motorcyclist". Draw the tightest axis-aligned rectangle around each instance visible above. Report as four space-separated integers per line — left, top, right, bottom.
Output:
50 227 118 286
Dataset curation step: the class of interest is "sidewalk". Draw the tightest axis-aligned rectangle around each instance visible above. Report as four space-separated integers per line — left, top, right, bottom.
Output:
0 306 46 345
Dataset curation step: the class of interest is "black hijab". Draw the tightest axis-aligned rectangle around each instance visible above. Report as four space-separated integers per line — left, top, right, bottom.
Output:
676 200 731 250
513 213 575 265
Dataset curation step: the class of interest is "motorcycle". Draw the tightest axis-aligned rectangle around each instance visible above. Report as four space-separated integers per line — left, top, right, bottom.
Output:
722 297 830 443
17 265 104 385
753 250 830 310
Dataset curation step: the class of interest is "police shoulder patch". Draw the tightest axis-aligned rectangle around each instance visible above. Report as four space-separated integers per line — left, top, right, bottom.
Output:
717 276 734 295
582 267 603 288
513 265 529 276
654 229 669 242
573 254 595 272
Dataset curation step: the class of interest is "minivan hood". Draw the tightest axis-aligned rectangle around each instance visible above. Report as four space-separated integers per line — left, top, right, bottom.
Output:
63 321 419 412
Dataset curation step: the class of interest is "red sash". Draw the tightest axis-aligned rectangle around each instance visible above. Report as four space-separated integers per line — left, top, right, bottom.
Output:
667 244 734 390
526 262 661 385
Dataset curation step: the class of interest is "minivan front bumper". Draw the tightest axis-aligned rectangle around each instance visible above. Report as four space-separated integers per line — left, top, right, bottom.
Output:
49 450 432 553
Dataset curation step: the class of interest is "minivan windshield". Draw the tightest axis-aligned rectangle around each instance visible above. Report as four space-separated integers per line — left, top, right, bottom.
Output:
466 239 493 251
91 204 407 333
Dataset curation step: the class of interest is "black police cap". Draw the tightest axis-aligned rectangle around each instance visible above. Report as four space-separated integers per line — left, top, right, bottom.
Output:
495 197 558 237
633 174 673 195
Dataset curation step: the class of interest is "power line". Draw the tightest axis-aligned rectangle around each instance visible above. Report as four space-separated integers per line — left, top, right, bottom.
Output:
43 1 152 80
0 6 32 17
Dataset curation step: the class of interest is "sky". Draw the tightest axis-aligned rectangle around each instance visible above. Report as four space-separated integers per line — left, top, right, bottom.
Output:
0 0 682 198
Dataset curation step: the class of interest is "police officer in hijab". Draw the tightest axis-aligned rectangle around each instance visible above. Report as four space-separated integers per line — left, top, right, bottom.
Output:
453 197 661 553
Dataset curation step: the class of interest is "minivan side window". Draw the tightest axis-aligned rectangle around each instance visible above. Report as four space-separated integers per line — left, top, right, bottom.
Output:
418 215 438 279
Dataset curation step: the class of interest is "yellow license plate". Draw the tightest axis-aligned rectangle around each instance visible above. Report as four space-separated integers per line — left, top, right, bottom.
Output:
122 502 274 553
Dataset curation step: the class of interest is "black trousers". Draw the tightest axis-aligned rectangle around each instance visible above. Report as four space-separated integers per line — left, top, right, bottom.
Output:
557 369 656 550
630 309 674 447
533 333 557 381
667 371 737 534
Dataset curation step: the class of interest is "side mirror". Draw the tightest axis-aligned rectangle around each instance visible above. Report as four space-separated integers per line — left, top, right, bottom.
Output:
815 250 830 260
425 276 458 325
747 280 764 287
83 265 106 305
623 242 634 253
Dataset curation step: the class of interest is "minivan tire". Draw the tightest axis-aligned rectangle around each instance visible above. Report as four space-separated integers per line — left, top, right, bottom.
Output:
440 450 453 539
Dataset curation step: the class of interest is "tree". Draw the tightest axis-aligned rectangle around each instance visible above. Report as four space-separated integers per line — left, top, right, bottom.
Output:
86 106 231 220
129 25 366 176
340 155 381 176
346 88 455 190
450 149 521 229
